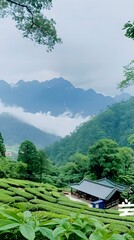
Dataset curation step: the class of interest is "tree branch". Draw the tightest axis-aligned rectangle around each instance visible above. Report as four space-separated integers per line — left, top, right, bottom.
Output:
6 0 35 26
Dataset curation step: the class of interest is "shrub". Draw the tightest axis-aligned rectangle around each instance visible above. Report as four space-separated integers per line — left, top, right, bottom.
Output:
8 187 34 199
41 194 57 203
33 210 66 220
13 202 37 211
108 222 130 234
0 189 15 196
0 193 15 203
25 187 51 198
51 191 61 198
14 196 27 202
37 187 52 195
44 183 57 191
0 181 9 189
36 203 70 215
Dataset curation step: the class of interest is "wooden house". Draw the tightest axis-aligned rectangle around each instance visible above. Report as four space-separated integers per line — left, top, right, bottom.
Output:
70 178 129 208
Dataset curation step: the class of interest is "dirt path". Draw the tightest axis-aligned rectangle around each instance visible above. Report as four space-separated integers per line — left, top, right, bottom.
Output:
66 193 92 207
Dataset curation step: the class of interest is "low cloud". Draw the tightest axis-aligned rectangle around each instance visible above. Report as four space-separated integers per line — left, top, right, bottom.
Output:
0 101 90 137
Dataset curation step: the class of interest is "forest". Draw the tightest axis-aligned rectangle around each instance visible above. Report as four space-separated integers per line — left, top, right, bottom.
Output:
0 98 134 196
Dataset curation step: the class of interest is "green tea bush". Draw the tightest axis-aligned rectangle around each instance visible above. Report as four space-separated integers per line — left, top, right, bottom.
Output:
25 187 42 195
33 210 66 220
58 199 88 209
39 194 57 203
44 183 57 191
3 179 20 186
0 181 9 189
36 203 70 215
25 187 52 199
0 189 15 196
8 187 34 199
14 196 27 202
0 193 15 203
13 202 38 211
108 222 130 234
27 181 44 187
37 187 52 195
51 191 61 198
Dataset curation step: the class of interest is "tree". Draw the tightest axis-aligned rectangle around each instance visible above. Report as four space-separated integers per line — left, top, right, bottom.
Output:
17 140 39 180
118 21 134 88
0 156 27 178
0 0 61 50
0 133 6 157
59 153 89 185
37 149 50 182
88 139 134 181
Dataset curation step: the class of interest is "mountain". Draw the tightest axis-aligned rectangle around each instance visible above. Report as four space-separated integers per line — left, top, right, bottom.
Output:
46 97 134 164
0 113 60 148
0 78 130 117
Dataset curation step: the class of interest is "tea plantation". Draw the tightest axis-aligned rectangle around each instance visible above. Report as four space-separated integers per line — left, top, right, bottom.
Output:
0 178 134 240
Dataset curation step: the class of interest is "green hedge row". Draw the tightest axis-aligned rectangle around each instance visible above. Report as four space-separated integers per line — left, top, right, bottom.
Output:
51 191 62 198
13 196 27 202
0 189 15 196
83 209 134 223
36 203 70 216
43 183 57 191
58 199 88 209
8 187 34 199
0 193 15 203
33 210 67 220
26 187 52 198
0 181 10 189
37 187 52 196
13 202 38 211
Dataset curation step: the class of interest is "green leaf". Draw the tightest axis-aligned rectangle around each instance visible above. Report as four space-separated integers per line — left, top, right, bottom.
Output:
23 211 32 220
53 226 66 238
0 219 20 231
39 227 54 240
19 223 35 240
89 231 103 240
0 210 20 222
73 229 88 240
109 234 126 240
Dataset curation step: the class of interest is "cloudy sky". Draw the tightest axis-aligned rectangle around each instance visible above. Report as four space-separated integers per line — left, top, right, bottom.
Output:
0 0 134 138
0 0 134 96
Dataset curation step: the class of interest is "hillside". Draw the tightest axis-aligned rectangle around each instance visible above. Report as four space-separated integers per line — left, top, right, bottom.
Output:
0 113 60 148
0 78 130 117
46 97 134 164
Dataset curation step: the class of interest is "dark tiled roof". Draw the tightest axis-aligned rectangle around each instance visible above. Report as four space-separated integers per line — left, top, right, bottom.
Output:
95 178 128 192
70 178 127 201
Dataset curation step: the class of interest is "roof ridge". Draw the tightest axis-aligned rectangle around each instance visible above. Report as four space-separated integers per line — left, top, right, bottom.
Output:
83 178 115 189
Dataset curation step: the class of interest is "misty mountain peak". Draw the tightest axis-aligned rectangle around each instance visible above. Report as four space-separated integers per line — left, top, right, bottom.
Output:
44 77 75 89
0 77 131 117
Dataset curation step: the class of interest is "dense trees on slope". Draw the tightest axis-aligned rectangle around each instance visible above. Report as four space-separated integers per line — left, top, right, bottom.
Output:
46 98 134 164
58 139 134 187
88 139 134 181
0 136 55 182
0 0 61 50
